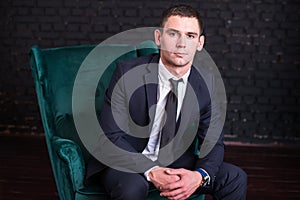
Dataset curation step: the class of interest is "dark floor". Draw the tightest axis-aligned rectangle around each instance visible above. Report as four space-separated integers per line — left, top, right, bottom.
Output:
0 134 300 200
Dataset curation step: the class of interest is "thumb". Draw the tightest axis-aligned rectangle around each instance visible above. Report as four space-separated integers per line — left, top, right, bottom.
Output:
165 168 182 175
164 169 174 174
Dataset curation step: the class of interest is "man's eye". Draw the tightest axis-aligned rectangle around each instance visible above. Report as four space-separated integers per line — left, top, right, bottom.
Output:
187 34 195 39
169 32 176 37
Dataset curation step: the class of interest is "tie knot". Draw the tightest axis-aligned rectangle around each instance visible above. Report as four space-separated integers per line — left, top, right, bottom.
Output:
169 78 182 96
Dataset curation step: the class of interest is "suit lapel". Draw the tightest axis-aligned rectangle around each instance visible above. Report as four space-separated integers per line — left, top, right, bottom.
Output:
144 54 159 132
174 66 200 149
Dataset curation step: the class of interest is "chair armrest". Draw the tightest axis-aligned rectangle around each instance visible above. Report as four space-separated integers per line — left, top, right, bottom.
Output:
52 136 86 191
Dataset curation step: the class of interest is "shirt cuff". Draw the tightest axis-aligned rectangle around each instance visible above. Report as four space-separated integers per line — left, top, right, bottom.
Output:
144 166 160 181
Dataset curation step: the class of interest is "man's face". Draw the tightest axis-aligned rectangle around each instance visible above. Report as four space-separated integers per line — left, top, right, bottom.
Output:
155 15 205 69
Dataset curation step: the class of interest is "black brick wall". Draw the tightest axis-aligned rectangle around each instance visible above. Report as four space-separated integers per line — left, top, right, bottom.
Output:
0 0 299 143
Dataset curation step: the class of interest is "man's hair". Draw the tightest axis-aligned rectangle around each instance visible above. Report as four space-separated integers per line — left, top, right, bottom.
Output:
160 4 204 35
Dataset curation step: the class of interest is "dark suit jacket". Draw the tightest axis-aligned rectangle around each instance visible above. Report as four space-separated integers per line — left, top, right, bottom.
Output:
85 53 224 184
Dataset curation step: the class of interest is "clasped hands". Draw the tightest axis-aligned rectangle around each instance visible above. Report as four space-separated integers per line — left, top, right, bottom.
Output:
148 167 202 200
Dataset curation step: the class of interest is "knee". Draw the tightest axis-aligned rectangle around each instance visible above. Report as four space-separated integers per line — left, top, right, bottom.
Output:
236 167 247 187
118 180 149 200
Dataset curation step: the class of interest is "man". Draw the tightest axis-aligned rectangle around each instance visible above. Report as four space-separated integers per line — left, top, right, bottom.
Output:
85 4 247 200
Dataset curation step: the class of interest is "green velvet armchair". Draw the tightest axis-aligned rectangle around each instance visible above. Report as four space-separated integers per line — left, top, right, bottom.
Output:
29 40 205 200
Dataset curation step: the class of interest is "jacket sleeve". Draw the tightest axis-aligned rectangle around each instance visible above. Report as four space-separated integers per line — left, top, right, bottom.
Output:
194 71 225 183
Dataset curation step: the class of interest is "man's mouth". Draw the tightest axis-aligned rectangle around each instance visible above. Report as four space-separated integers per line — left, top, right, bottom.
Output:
173 52 187 57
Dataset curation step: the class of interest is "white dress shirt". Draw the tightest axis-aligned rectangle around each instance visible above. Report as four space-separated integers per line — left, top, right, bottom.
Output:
142 59 190 161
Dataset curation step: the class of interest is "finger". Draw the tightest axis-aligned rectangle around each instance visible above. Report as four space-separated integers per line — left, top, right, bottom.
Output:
165 168 184 175
160 181 183 191
160 187 183 198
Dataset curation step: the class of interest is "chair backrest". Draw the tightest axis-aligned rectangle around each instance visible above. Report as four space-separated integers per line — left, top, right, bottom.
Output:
30 41 159 162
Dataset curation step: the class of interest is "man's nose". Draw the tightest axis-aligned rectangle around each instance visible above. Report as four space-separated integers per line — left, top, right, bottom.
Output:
176 35 186 48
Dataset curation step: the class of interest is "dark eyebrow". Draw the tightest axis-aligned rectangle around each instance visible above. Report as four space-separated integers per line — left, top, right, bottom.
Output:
187 32 199 37
165 28 199 37
165 28 180 33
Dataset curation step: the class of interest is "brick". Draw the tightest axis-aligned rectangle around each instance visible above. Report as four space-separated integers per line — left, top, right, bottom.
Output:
125 9 137 17
53 23 65 31
45 8 57 16
227 112 240 121
209 35 225 43
31 8 44 15
241 112 254 120
227 103 248 112
37 0 62 7
229 95 242 104
255 80 268 88
41 23 52 31
233 12 246 19
220 11 232 19
227 35 252 44
228 3 248 11
255 113 267 121
67 24 80 32
80 24 92 32
243 45 256 53
39 32 59 39
72 8 84 16
206 11 219 18
64 16 89 24
244 79 254 86
265 88 289 96
258 45 270 53
18 7 29 15
205 18 223 27
269 80 281 87
279 72 300 80
217 27 231 36
94 24 106 32
232 28 245 35
279 106 300 113
11 30 32 38
270 96 282 105
38 16 61 23
230 20 251 28
243 95 256 104
14 16 36 22
12 0 35 7
65 40 80 46
64 0 90 8
237 86 262 95
284 97 297 105
224 70 250 78
229 44 243 52
65 32 86 39
16 23 28 31
254 21 279 29
291 89 300 96
282 81 295 89
58 8 71 16
107 24 120 33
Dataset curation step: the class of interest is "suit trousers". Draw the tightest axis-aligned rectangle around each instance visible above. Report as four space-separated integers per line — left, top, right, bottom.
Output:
91 162 247 200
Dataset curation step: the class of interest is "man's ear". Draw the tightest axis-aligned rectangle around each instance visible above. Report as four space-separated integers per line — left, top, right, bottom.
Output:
154 29 162 46
197 35 205 51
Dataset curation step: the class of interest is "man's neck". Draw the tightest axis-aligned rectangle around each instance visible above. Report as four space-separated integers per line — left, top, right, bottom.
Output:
162 63 191 78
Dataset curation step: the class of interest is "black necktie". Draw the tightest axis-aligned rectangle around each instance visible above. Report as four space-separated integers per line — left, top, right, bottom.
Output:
160 78 182 148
